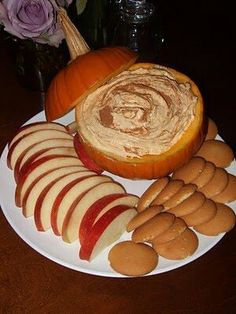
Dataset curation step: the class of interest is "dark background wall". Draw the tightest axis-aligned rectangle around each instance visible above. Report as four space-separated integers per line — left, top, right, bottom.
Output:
155 0 235 150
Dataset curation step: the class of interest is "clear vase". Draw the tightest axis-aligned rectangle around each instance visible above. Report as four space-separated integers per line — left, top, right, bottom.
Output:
111 0 164 62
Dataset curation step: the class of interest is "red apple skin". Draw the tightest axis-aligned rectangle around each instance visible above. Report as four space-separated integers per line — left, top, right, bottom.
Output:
29 176 67 223
14 138 74 182
50 175 104 235
73 133 104 174
14 148 49 182
79 205 132 261
23 165 87 218
8 121 68 149
7 135 27 169
15 146 76 182
34 171 94 231
61 181 126 243
16 168 52 208
15 155 83 207
79 193 127 244
7 129 72 170
34 180 64 231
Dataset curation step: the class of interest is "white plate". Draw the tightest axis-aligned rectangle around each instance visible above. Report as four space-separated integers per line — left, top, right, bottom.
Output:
0 111 235 278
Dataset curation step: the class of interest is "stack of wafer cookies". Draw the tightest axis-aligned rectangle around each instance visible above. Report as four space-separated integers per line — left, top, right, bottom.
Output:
108 118 235 276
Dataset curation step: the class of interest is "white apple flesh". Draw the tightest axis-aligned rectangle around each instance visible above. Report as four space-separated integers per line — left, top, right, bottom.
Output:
8 121 68 149
79 207 137 261
17 146 77 182
62 181 126 243
31 147 77 161
22 165 87 218
7 129 73 169
79 193 139 244
15 155 83 207
51 175 112 236
34 170 96 231
14 138 74 181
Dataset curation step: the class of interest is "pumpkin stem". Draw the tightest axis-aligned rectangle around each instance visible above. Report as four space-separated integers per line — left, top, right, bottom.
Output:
58 8 90 60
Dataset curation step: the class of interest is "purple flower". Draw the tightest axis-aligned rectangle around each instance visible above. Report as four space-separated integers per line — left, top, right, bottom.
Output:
0 0 72 46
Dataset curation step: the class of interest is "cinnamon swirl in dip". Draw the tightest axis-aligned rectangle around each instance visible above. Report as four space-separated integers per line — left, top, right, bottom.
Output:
76 63 205 179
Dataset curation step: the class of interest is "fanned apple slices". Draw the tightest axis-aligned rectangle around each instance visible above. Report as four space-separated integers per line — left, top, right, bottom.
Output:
8 121 69 150
15 155 84 207
14 139 75 182
51 175 113 236
79 194 139 245
7 128 73 170
22 165 88 218
34 170 96 231
62 181 126 243
8 121 139 262
79 207 137 261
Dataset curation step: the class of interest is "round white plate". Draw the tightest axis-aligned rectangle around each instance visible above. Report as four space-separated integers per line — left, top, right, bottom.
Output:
0 111 235 277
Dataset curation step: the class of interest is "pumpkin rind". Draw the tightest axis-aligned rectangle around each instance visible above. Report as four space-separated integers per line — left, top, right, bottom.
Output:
76 63 206 179
45 47 137 121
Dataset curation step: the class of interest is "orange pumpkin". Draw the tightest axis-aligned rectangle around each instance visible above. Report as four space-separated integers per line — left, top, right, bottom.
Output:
45 47 137 121
76 63 206 180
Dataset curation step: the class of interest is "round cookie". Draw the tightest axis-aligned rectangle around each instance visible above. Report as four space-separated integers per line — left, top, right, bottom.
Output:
108 241 158 276
195 139 234 168
137 177 169 212
172 157 206 184
194 203 236 236
132 212 175 243
163 183 197 210
151 179 184 206
152 217 187 244
199 167 229 199
167 191 206 217
191 161 216 189
181 198 217 227
126 205 163 232
212 174 236 203
153 228 199 260
205 117 218 140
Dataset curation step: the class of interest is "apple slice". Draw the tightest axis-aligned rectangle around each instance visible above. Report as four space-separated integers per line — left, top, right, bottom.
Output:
16 146 77 182
14 138 74 181
34 170 96 231
62 181 126 243
22 166 87 218
8 121 68 149
51 175 112 236
79 206 137 261
7 129 73 169
73 132 104 174
15 155 84 207
79 193 139 244
30 147 77 161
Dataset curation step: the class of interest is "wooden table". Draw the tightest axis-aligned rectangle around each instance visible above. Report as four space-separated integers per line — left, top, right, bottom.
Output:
1 2 235 313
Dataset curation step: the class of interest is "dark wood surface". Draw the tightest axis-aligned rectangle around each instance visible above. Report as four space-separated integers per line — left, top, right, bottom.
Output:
0 2 235 313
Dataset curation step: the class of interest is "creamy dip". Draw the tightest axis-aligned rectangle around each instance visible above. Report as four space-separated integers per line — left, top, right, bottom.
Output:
77 65 198 158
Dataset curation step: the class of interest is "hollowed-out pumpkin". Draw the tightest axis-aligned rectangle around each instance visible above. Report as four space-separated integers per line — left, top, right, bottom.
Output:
75 63 206 180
